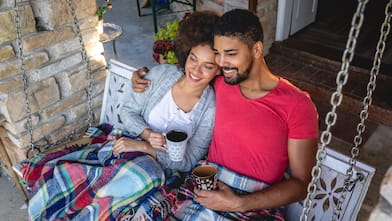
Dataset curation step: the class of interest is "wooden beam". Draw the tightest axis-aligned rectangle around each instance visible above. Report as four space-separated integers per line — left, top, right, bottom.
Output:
248 0 257 13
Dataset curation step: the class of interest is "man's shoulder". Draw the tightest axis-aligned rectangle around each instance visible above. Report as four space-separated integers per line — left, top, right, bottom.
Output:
278 78 311 99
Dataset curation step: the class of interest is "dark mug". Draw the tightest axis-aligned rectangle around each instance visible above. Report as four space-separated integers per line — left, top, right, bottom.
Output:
192 165 218 190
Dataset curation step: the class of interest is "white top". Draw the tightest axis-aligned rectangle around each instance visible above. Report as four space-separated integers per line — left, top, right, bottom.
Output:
148 88 195 137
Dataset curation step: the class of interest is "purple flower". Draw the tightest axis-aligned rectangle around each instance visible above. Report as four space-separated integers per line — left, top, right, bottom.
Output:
153 40 174 54
152 53 160 63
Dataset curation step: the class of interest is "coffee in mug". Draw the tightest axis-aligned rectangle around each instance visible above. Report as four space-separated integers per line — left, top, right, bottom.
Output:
166 130 187 142
165 130 188 162
192 165 218 190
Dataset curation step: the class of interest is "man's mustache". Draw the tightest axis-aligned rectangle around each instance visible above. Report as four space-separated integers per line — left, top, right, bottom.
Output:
221 67 238 72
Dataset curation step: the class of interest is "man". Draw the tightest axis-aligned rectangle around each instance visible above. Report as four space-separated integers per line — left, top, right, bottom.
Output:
132 9 318 220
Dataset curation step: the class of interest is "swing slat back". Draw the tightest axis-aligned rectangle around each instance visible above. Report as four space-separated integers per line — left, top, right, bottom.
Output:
100 59 137 129
285 147 375 221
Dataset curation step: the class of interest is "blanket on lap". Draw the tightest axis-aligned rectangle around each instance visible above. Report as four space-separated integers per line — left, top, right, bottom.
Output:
18 124 166 221
133 162 285 221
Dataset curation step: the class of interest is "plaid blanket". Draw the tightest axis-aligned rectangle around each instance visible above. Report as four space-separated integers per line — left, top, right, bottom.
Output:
131 162 285 221
18 124 166 221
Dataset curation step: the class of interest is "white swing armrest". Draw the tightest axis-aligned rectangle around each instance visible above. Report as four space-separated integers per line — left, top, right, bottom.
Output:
285 146 375 221
100 59 137 129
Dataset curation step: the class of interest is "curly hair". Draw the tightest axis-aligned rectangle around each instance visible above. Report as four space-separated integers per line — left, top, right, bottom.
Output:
174 11 220 68
213 9 263 49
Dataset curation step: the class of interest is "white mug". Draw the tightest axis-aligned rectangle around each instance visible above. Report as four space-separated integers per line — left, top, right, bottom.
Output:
165 129 188 162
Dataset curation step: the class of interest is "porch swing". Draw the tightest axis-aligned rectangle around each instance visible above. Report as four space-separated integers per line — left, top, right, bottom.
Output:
6 0 390 221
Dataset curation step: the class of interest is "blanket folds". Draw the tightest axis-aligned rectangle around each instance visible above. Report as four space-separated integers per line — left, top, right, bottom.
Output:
19 124 165 221
132 162 285 221
19 124 285 221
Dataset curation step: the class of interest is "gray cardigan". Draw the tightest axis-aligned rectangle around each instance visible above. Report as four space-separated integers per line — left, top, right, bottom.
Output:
121 64 216 172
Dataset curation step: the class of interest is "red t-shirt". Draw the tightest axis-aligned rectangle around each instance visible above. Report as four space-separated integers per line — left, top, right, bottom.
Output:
208 76 319 184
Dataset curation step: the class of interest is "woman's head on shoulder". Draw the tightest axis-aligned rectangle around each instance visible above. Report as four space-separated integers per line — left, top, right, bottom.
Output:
175 10 220 68
174 11 221 87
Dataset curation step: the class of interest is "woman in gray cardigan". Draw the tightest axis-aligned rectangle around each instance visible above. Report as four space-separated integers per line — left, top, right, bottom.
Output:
112 11 220 172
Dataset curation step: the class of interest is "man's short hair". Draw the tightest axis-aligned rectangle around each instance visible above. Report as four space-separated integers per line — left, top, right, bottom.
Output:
214 9 264 48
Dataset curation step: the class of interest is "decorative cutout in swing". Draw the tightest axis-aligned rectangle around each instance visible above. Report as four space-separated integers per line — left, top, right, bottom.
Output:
99 59 136 128
285 147 375 221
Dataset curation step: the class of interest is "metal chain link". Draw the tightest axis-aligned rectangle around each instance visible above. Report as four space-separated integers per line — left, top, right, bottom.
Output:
66 0 94 129
333 1 392 220
13 0 98 156
300 0 369 220
13 4 36 156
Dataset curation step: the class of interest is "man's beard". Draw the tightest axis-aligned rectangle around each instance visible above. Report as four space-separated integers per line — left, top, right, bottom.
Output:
223 59 253 85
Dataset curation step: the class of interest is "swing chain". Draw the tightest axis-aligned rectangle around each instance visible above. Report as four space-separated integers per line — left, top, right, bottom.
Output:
300 0 369 220
333 1 392 220
67 0 94 129
13 0 95 156
345 171 365 192
13 4 35 156
34 0 95 152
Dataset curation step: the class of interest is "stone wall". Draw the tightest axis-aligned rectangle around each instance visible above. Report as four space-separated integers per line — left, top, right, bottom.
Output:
172 0 277 55
0 0 107 164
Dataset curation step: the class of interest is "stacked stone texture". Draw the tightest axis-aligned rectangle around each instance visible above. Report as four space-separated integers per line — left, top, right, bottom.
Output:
0 0 107 163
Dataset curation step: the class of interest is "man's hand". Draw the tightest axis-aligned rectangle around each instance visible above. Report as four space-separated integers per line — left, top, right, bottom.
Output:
194 181 244 212
131 67 150 92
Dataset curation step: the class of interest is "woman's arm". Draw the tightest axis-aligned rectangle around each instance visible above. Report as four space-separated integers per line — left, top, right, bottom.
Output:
121 78 151 137
122 65 172 138
156 88 216 172
112 137 158 159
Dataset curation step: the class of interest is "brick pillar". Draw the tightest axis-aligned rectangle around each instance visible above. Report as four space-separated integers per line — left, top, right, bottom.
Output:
0 0 107 163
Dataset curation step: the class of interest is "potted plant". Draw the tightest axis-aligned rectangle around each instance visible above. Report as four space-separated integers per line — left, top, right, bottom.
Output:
152 19 179 64
96 0 112 34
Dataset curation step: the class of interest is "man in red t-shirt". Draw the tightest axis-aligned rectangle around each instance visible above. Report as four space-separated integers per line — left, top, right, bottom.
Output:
193 9 318 215
132 9 318 219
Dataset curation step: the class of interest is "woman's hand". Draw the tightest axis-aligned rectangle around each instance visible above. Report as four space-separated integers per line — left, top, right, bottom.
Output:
131 67 150 92
146 131 167 151
140 129 167 151
112 137 146 156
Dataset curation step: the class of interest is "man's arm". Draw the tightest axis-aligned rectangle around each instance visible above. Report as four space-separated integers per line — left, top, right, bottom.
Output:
194 138 318 212
131 67 150 92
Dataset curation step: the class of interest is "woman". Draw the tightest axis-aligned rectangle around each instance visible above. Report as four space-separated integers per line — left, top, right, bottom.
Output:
112 11 220 172
22 11 221 221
